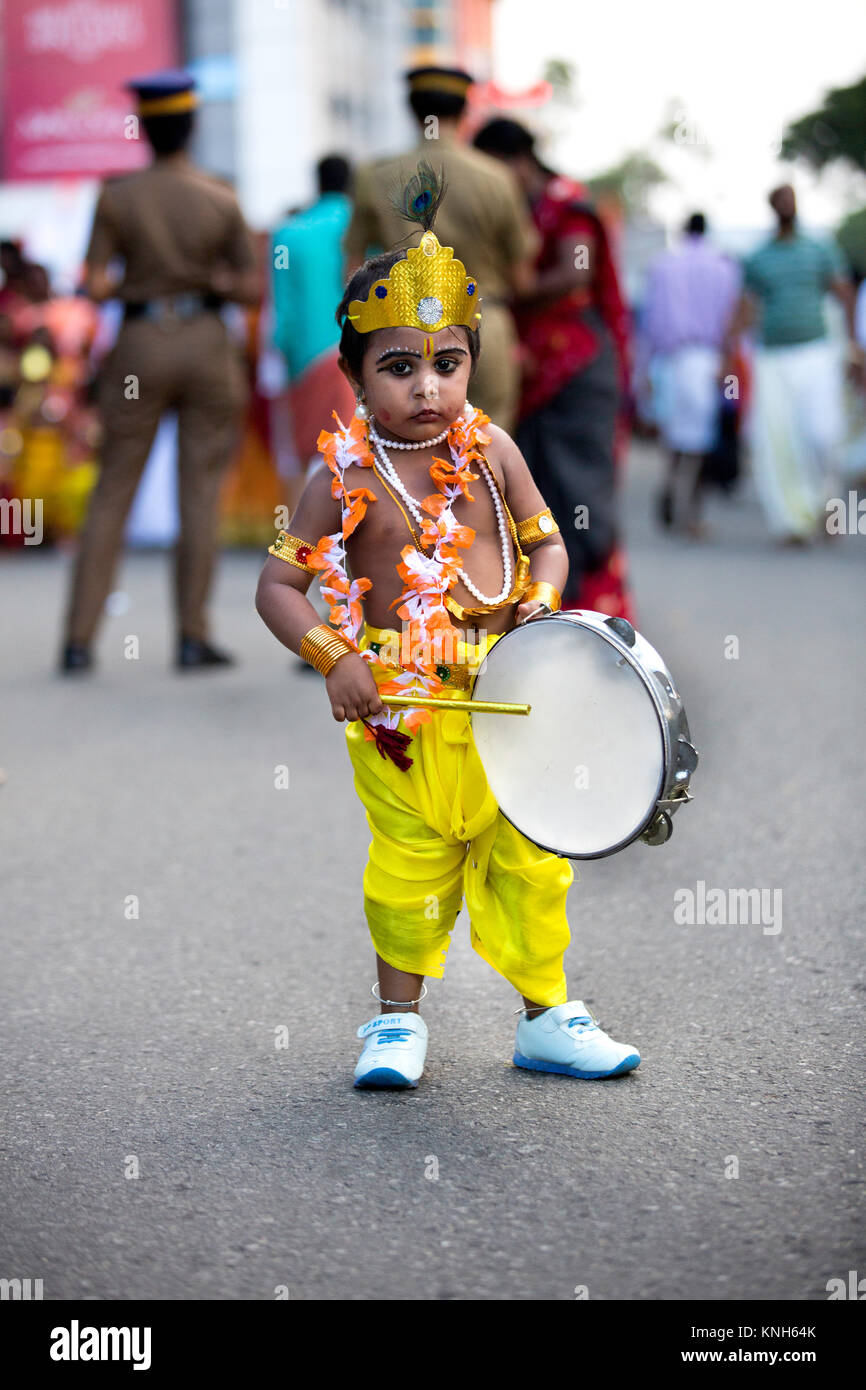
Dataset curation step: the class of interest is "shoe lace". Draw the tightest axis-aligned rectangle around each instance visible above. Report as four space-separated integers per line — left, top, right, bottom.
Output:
375 1028 414 1045
566 1012 599 1033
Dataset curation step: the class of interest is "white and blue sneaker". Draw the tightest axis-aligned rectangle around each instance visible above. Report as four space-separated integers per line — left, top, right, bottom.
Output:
514 1001 640 1079
354 1012 428 1089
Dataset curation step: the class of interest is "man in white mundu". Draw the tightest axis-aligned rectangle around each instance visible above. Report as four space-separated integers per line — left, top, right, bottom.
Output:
725 185 862 543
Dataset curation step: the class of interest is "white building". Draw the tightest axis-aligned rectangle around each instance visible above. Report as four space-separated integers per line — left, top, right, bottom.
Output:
191 0 415 227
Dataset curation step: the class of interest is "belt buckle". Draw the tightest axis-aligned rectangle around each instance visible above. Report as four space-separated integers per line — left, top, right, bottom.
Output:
155 296 196 330
175 293 199 320
435 658 472 692
160 298 181 330
438 631 485 692
145 298 178 330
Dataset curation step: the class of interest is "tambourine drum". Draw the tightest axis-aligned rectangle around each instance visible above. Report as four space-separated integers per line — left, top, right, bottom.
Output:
470 611 698 859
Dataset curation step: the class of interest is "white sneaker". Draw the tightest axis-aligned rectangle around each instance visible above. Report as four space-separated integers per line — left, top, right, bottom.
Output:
514 1001 640 1079
353 1012 428 1089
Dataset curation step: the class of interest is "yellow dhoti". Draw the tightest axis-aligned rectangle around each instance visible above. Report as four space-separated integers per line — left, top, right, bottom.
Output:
344 622 574 1006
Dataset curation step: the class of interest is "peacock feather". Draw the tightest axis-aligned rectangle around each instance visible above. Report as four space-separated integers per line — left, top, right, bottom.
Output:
388 159 448 233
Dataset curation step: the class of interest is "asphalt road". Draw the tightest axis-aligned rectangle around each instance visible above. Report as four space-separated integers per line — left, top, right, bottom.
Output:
2 443 864 1301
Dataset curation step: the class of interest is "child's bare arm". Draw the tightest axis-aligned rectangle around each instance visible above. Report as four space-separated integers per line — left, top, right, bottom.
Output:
254 464 340 653
487 425 569 611
255 467 384 723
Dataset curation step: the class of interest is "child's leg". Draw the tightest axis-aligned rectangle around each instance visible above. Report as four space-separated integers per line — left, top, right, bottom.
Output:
375 955 425 1015
361 813 465 982
347 727 465 1089
346 722 471 987
464 810 574 1007
466 813 641 1077
521 993 555 1019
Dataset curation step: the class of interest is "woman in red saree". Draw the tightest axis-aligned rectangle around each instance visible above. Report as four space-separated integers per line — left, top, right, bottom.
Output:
473 118 634 621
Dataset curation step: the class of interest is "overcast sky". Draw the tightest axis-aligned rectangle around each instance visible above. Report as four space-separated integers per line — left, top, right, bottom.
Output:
493 0 866 235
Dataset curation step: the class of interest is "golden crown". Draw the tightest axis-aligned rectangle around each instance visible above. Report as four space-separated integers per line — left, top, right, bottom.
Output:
346 231 481 335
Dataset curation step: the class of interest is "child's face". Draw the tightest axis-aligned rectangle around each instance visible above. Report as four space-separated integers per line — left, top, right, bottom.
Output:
352 325 474 442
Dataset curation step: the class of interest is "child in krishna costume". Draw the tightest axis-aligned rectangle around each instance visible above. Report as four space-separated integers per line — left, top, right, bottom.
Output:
255 163 641 1089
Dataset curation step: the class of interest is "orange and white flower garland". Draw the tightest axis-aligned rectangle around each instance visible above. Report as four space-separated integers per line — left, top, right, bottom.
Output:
305 405 492 743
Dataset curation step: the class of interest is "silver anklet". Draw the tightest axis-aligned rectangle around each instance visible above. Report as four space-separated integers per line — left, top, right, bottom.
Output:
372 981 428 1007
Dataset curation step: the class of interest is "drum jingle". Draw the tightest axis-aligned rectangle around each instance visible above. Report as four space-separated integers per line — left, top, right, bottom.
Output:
468 610 699 859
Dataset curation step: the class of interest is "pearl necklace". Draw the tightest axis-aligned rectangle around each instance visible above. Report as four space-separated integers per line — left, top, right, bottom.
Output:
368 424 513 607
369 421 450 451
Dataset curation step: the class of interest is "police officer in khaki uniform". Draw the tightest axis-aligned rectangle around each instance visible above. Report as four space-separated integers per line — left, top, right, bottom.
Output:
60 70 259 673
343 66 539 434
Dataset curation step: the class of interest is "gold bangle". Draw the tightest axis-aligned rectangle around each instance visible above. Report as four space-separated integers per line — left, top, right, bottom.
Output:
268 531 318 574
516 508 559 547
523 581 561 613
299 624 356 676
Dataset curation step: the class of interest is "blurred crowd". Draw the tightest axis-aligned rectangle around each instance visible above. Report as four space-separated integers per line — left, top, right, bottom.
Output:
0 239 103 546
3 64 865 665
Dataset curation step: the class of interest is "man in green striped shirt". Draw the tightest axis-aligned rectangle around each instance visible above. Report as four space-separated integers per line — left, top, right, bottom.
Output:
724 185 862 542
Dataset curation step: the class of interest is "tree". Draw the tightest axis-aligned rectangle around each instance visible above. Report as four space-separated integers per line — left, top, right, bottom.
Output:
586 151 668 219
780 76 866 175
836 207 866 277
542 59 578 106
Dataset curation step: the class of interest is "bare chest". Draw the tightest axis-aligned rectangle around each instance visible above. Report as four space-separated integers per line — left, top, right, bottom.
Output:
340 455 518 633
343 455 508 569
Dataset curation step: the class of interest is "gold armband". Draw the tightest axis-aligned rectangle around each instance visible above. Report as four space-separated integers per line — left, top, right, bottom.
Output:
515 508 559 547
299 623 356 676
523 581 561 613
268 530 318 574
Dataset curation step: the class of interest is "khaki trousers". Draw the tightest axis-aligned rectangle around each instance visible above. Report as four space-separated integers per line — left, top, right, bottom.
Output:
64 314 247 647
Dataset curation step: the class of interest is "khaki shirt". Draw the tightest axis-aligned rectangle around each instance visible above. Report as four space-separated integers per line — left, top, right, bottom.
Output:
85 154 256 302
344 131 539 302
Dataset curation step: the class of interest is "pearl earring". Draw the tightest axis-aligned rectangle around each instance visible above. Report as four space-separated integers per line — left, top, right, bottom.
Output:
355 395 369 421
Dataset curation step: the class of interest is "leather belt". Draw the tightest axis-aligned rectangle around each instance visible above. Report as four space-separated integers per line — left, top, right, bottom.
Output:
124 292 223 325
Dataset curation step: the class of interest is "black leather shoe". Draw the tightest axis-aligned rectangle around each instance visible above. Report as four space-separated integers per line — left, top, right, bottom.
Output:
60 643 93 673
176 636 237 670
657 488 674 529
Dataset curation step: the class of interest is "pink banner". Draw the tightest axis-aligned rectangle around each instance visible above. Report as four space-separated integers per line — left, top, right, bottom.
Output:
2 0 179 181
